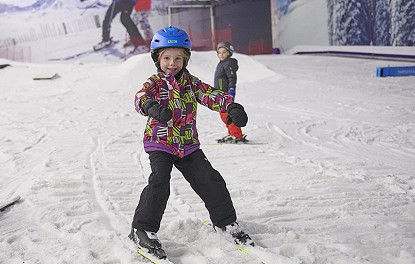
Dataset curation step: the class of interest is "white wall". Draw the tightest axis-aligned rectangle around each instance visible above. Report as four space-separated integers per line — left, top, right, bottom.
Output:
275 0 329 53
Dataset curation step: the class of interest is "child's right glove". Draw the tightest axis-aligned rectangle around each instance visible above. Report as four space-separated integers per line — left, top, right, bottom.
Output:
226 103 248 127
144 101 172 123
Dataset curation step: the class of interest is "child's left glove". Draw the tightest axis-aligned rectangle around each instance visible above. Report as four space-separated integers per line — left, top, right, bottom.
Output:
226 103 248 127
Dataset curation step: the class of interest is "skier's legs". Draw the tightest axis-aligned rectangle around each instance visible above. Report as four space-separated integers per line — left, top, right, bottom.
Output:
138 11 153 46
174 149 237 228
132 151 173 232
227 123 243 139
220 112 243 139
118 0 146 46
102 2 120 41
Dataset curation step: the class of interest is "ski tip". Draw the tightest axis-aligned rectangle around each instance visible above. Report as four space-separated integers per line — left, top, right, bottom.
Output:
0 196 21 211
202 221 212 226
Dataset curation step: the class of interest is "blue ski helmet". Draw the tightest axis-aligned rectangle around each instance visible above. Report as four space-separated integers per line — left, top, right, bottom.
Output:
150 26 192 66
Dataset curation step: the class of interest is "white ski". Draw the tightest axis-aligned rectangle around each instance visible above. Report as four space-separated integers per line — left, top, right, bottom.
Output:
93 39 119 51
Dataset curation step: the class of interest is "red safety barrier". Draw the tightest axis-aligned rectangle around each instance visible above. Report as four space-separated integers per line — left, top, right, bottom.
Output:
185 27 270 54
186 28 232 51
0 46 31 62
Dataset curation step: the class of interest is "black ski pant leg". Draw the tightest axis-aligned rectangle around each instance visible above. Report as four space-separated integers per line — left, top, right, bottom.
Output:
102 2 120 41
175 149 237 228
132 151 173 233
119 0 142 39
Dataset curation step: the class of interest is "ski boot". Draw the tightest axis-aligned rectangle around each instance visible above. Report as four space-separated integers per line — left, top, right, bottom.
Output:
128 228 167 259
217 222 255 246
217 135 248 144
93 38 117 51
130 45 149 55
123 39 133 48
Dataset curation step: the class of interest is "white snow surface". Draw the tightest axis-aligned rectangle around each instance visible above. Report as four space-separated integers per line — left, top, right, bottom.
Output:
277 0 330 52
1 51 415 264
1 2 415 264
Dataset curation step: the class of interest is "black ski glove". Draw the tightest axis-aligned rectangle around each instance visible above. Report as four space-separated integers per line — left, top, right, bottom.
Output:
226 103 248 127
144 101 172 123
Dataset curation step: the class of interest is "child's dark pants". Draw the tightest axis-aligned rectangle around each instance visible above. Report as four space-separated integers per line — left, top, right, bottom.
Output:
132 149 236 232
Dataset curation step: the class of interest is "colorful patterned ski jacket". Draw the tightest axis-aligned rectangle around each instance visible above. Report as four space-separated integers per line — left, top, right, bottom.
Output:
135 69 234 158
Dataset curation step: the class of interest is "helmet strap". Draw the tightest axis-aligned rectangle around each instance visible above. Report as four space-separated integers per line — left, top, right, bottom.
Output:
151 50 159 63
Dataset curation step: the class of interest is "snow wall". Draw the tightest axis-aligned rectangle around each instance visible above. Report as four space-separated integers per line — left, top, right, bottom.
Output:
0 0 414 58
273 0 415 52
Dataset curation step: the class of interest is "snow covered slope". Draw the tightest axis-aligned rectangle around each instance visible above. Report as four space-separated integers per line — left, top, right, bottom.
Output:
1 1 415 263
1 51 415 263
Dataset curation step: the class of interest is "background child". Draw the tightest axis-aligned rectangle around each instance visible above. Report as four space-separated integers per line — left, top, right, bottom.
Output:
129 26 252 259
214 41 247 143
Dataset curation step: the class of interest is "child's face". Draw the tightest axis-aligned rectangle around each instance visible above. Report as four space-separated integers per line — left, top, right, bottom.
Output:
159 48 185 75
217 47 230 61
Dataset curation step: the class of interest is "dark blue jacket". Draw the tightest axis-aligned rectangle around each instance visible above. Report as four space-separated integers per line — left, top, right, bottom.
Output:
114 0 136 3
214 57 238 93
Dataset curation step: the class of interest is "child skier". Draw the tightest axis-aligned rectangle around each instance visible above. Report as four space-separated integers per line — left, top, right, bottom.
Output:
214 41 247 143
129 26 252 259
